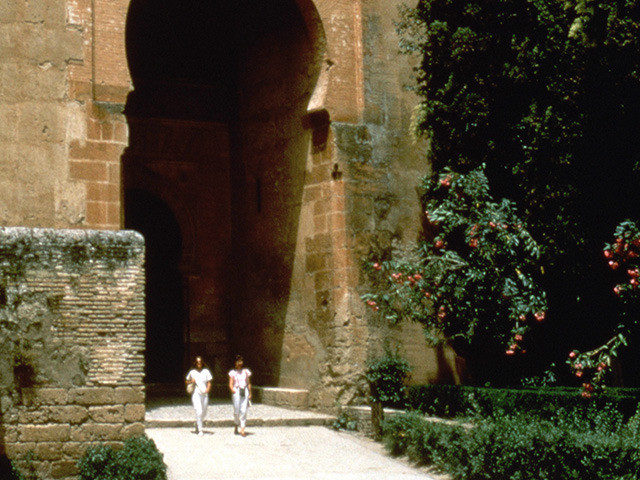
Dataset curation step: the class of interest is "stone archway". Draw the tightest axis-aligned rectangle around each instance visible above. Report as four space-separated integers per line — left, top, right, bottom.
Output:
124 0 325 386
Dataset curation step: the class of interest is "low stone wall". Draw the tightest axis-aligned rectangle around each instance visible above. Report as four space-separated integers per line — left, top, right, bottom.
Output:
0 227 146 480
342 405 405 438
252 387 310 410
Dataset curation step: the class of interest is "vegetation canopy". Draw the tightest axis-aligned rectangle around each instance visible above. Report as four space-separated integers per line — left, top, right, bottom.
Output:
366 0 640 385
363 166 547 381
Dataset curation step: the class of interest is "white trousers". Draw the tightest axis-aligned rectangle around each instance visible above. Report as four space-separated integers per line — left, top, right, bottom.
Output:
191 391 209 433
232 388 249 428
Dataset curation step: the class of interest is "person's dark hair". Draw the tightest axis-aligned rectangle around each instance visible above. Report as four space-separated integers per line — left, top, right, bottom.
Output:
235 355 243 362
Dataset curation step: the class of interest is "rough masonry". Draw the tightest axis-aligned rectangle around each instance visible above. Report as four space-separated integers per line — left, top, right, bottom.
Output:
0 227 145 479
0 0 464 417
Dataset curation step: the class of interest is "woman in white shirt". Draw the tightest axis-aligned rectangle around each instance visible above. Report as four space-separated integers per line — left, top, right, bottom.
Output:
228 355 252 437
185 356 212 436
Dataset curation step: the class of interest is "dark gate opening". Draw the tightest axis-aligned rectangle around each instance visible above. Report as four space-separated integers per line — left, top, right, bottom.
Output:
125 189 185 384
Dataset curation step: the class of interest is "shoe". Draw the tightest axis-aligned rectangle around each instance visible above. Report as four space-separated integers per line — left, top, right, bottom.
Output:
240 429 246 437
234 426 238 435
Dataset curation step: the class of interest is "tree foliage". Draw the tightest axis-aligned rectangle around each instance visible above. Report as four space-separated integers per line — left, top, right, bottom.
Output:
568 220 640 393
399 0 640 265
385 0 640 384
363 167 547 377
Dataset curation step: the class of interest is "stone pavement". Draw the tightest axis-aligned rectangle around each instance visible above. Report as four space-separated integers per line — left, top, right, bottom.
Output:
145 396 335 428
145 397 440 480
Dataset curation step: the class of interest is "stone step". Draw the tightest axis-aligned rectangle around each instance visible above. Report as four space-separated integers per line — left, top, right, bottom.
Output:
145 397 336 429
147 384 311 409
145 416 335 429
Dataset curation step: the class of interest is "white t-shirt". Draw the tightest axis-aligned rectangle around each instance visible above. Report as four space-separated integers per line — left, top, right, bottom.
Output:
228 368 251 389
186 368 212 395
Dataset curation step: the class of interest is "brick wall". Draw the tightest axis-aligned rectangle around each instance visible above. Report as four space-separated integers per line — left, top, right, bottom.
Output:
66 0 131 230
0 0 130 231
0 227 145 480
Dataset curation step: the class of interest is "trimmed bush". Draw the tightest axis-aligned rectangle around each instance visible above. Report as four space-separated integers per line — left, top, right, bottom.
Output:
78 435 167 480
366 353 412 408
409 384 640 419
383 406 640 480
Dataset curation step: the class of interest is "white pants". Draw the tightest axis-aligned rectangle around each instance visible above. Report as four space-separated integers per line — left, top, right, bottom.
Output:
191 391 209 433
232 388 249 428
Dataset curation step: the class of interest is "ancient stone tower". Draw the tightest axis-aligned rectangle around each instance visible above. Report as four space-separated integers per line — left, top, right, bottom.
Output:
0 0 460 408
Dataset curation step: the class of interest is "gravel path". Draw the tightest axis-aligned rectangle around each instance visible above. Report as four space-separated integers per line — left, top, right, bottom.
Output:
147 425 439 480
146 397 440 479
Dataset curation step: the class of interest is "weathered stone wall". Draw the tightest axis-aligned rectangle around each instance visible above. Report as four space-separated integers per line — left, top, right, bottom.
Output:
65 0 131 230
355 0 456 386
0 0 459 412
230 4 323 387
276 0 459 408
0 227 145 480
0 0 129 230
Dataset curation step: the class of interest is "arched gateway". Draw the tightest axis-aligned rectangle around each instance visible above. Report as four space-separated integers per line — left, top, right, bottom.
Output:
0 0 456 410
123 0 327 388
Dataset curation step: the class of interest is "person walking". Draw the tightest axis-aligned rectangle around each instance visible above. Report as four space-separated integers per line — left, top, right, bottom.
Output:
228 355 252 437
186 356 212 436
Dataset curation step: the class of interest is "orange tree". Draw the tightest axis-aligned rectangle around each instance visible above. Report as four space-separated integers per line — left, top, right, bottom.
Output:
393 0 640 385
568 221 640 395
362 166 547 383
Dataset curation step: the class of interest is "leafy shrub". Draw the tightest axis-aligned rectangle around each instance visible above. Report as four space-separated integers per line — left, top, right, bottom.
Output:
78 435 167 480
332 410 358 431
409 384 640 419
362 166 547 383
384 406 640 480
366 352 412 407
382 411 427 456
78 444 117 480
382 412 468 477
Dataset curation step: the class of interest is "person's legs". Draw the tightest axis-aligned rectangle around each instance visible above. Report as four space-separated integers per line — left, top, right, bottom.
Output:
232 390 241 433
198 394 208 435
239 391 249 435
192 392 204 434
201 394 209 421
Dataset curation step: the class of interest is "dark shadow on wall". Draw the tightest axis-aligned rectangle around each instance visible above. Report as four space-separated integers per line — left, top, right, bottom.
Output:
433 345 456 385
0 411 6 476
227 0 323 386
0 455 20 480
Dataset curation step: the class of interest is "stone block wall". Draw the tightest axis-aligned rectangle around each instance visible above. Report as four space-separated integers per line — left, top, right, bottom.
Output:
276 0 451 408
0 0 130 230
66 0 131 230
0 227 145 480
341 405 405 438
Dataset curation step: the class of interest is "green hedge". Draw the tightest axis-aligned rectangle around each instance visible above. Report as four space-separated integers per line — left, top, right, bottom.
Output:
78 435 167 480
383 406 640 480
409 385 640 419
